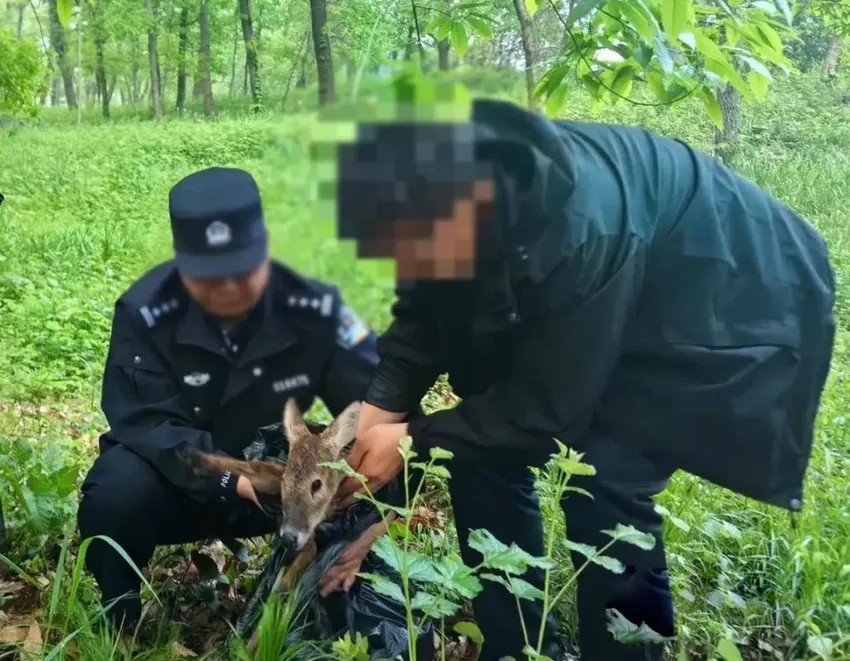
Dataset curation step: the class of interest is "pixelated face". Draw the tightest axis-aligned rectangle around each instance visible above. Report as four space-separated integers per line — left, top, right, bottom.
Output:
382 178 494 280
180 257 270 319
328 115 495 281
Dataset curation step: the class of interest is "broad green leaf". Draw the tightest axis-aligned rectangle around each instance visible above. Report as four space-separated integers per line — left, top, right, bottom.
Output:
704 58 752 102
453 621 484 646
321 460 363 480
543 81 570 118
567 0 606 26
525 0 541 17
372 537 441 583
752 0 777 13
700 88 724 130
662 0 691 41
428 446 454 461
467 16 493 38
739 55 773 80
602 524 656 551
756 23 783 52
506 576 545 601
450 22 469 58
678 30 696 49
610 0 656 40
646 71 668 101
606 609 676 645
410 591 462 617
434 556 483 599
534 63 572 102
610 65 636 99
469 529 555 574
807 635 834 658
716 638 743 661
358 572 406 604
565 540 625 573
775 0 793 25
431 18 453 42
56 0 74 28
633 43 653 67
654 36 675 75
748 70 770 101
694 28 730 66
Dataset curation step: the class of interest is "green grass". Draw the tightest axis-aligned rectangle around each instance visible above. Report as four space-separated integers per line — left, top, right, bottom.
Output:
1 69 849 660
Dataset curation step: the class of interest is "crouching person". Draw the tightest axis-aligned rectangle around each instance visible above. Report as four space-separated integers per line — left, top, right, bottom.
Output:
77 167 410 631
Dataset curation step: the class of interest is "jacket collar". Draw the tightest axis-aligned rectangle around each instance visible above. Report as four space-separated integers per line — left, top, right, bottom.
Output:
175 285 297 365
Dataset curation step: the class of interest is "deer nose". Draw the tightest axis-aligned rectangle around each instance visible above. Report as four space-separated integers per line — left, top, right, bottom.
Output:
279 529 299 551
278 524 310 552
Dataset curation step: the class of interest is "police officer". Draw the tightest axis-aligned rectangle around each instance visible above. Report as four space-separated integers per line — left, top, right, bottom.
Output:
76 166 402 630
333 99 836 660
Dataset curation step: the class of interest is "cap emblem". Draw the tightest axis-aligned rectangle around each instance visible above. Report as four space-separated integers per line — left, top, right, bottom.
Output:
206 220 232 247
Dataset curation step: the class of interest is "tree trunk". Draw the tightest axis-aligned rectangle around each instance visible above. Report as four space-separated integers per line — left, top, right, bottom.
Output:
309 0 335 105
145 0 162 117
239 0 261 107
47 0 77 108
714 83 741 164
198 0 214 117
229 9 238 96
437 40 450 70
512 0 538 109
297 31 311 88
822 35 842 80
176 3 189 111
282 30 310 111
403 25 414 60
16 3 24 39
95 37 109 118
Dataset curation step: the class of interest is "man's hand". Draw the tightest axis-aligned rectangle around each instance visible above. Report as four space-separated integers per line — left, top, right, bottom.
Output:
236 475 260 506
356 401 407 437
318 518 392 597
336 422 408 508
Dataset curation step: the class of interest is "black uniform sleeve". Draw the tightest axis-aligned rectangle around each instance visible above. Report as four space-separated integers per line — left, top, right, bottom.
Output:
316 296 381 417
100 301 240 503
406 233 646 466
363 287 443 414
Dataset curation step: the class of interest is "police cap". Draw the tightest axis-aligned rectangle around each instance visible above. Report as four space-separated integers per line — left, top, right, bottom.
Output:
168 167 268 279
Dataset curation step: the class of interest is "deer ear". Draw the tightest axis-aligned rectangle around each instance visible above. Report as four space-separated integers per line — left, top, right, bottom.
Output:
324 400 361 452
283 398 309 445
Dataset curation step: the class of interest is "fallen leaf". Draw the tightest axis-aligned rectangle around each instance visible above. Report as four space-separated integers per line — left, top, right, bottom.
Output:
172 641 198 657
0 623 28 645
22 621 43 659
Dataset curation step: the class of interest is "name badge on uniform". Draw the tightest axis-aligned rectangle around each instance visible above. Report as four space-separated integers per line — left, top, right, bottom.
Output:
184 372 211 387
337 305 369 349
272 374 310 394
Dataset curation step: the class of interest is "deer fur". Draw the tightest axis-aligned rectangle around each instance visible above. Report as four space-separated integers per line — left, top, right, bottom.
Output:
183 398 361 633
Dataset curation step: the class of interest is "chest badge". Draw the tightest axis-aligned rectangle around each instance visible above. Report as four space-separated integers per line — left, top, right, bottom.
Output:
184 372 211 387
272 374 310 394
336 305 370 349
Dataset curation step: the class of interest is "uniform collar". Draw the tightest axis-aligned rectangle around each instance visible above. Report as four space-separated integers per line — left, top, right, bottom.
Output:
175 284 297 364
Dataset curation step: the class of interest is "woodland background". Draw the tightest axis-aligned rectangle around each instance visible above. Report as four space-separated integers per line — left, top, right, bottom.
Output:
1 0 850 659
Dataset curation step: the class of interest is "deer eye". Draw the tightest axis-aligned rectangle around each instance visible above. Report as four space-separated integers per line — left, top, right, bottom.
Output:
311 479 323 495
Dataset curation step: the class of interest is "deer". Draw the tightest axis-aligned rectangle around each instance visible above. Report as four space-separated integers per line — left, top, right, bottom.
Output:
180 397 363 639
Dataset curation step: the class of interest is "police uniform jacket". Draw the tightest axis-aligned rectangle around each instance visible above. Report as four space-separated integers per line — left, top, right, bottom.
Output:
363 98 837 512
99 259 379 502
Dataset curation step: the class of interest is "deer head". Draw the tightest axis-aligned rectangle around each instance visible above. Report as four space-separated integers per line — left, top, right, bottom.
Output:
187 398 361 552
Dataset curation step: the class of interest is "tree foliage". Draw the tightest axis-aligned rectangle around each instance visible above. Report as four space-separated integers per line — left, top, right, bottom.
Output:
0 27 46 117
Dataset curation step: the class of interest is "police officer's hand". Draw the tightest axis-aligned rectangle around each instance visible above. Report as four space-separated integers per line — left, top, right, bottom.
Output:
337 422 408 508
236 475 260 506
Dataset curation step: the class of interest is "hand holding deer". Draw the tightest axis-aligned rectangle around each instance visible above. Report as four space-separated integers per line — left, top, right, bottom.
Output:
336 421 408 509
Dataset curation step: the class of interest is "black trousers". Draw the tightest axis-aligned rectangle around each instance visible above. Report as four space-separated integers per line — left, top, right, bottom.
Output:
447 432 675 661
77 444 278 628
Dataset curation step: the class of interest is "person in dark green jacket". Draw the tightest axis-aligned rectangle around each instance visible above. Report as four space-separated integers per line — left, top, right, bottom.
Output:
328 98 836 660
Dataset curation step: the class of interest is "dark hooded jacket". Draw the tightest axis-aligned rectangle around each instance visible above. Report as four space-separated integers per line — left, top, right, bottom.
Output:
363 98 836 511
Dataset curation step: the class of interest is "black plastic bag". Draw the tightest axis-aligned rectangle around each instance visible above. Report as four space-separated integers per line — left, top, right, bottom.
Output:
230 422 435 660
